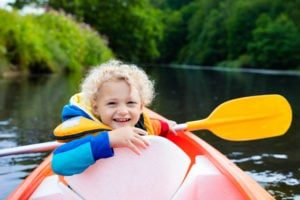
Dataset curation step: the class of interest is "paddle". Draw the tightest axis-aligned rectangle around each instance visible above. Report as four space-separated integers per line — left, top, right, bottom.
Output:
174 94 292 141
0 94 292 157
0 141 61 157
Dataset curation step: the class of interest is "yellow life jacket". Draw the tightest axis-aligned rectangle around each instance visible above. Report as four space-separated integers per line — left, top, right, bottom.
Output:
53 93 155 142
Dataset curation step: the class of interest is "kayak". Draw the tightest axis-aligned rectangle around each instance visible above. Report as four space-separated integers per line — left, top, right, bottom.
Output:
8 110 275 200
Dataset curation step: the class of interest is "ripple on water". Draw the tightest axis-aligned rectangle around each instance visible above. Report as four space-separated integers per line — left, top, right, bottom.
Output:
229 152 298 199
0 157 38 200
0 119 11 126
247 170 300 200
0 152 46 198
0 133 16 139
0 121 18 145
230 152 288 164
0 140 16 149
0 125 18 149
248 170 299 186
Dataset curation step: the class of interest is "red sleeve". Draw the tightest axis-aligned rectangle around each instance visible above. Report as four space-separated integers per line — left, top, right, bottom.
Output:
149 118 170 136
158 120 170 137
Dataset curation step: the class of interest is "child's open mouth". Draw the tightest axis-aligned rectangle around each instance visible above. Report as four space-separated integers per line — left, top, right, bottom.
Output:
113 118 131 123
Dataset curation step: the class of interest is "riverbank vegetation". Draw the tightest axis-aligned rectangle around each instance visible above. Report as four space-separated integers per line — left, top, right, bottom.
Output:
0 9 113 75
1 0 300 74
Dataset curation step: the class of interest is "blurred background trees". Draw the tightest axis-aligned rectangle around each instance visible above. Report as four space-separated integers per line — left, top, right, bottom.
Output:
1 0 299 74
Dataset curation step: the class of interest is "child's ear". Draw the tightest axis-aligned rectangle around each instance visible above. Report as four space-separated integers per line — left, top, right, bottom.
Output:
91 100 99 116
92 105 98 115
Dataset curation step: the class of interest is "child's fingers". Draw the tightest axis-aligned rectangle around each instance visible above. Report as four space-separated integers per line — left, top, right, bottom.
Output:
133 135 149 148
133 127 148 136
134 131 150 146
128 141 141 155
127 133 150 155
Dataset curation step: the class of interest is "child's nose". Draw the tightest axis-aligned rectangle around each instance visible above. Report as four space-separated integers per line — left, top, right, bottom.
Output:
117 105 128 114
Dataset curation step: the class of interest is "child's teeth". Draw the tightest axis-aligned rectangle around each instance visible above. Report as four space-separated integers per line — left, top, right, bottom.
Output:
116 119 129 122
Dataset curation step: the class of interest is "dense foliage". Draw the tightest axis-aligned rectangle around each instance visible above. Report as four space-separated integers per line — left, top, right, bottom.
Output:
179 0 300 69
4 0 300 70
47 0 164 63
0 9 113 74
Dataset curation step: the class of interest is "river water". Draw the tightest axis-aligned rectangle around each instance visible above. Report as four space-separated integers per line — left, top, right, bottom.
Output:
0 66 299 199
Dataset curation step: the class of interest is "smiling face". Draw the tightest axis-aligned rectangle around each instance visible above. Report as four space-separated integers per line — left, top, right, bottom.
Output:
92 79 143 129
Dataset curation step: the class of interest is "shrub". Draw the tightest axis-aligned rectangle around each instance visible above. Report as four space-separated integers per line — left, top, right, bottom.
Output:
0 9 114 74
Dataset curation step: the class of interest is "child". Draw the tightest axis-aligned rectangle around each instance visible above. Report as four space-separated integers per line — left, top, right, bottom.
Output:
52 60 172 176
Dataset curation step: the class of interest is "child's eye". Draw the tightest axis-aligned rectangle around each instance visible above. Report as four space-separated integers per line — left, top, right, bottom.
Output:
107 102 116 106
127 101 137 106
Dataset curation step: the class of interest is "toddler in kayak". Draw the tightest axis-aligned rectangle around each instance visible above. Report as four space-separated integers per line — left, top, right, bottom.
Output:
51 60 173 176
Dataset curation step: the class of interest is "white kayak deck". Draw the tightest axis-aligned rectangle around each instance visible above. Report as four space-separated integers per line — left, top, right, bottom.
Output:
29 136 244 200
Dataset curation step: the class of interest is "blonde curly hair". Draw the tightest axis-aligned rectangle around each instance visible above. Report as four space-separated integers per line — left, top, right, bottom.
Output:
81 60 155 107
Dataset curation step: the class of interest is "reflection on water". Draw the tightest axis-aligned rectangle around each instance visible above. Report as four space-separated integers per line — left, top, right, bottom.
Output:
0 73 81 198
0 66 299 199
230 152 299 198
0 153 45 198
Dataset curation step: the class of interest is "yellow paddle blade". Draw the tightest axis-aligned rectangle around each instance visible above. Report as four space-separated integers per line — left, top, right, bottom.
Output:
186 95 292 141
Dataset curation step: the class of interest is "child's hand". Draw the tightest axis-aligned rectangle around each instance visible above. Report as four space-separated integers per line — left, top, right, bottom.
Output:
108 127 150 155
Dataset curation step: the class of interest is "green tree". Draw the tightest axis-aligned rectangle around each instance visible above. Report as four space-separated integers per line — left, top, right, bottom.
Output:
225 0 276 60
48 0 164 63
151 0 193 10
179 0 227 65
158 3 196 63
0 10 113 74
9 0 300 69
283 0 300 27
248 14 300 69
